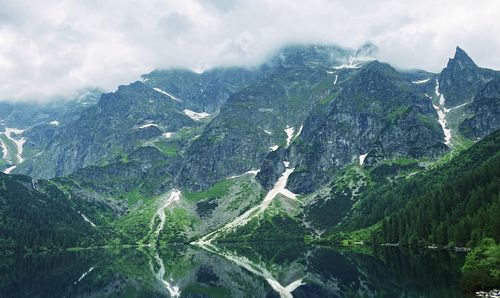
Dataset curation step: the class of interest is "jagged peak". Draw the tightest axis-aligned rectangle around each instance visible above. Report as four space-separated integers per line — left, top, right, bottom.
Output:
360 60 400 77
346 60 404 88
448 46 477 68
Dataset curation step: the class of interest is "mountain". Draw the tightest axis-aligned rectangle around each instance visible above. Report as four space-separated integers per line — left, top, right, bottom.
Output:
17 82 197 178
0 173 114 252
0 89 101 128
0 43 498 256
0 90 101 173
284 61 446 193
459 79 500 140
438 46 500 108
177 45 355 191
141 67 259 113
11 67 259 179
348 129 500 247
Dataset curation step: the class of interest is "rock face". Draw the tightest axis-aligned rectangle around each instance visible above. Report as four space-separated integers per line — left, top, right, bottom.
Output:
176 45 355 191
2 43 500 250
141 67 259 113
438 47 500 108
0 89 100 129
286 61 447 193
16 69 260 179
460 79 500 140
18 82 195 178
8 44 500 197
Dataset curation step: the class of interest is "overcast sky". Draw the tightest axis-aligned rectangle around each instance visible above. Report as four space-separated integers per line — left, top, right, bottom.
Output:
0 0 499 101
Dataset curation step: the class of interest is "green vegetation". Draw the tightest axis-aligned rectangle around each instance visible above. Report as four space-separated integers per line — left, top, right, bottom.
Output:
318 90 339 105
112 200 157 245
159 207 199 244
183 179 233 202
121 188 144 206
0 174 112 253
388 106 410 122
336 130 500 248
220 196 305 242
461 238 500 292
184 284 231 297
153 140 179 156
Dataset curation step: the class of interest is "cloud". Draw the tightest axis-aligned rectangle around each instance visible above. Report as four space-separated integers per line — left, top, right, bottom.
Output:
0 0 499 101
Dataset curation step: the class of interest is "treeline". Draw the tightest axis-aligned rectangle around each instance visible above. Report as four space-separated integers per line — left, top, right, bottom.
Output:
0 174 106 253
346 129 500 247
377 154 499 246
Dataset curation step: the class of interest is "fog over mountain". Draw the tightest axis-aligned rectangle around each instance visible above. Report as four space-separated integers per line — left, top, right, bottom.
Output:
0 0 499 101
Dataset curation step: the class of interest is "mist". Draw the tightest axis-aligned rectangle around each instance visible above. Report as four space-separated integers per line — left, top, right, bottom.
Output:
0 0 499 101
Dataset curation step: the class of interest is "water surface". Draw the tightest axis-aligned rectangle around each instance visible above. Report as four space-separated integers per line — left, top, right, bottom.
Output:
0 243 469 297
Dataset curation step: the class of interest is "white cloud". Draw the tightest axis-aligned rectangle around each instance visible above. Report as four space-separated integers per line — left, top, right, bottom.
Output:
0 0 499 101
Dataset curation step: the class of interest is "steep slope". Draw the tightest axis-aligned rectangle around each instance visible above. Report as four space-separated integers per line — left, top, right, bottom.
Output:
13 67 262 179
17 82 196 178
0 89 100 128
0 90 101 173
142 67 259 113
177 44 365 191
338 129 500 247
438 47 500 108
0 173 114 252
284 61 446 193
459 79 500 140
1 43 499 255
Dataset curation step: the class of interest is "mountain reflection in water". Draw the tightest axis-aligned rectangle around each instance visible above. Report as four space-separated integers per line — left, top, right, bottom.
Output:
0 243 467 297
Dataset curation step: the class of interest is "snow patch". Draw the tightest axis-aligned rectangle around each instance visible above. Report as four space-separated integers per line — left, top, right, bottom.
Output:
0 140 7 159
412 78 430 84
263 129 272 135
195 161 296 244
359 153 368 165
163 132 174 139
333 75 338 85
333 57 362 69
334 61 361 69
2 128 26 163
150 189 181 245
269 145 278 151
183 109 210 121
49 120 59 126
78 211 96 227
448 101 471 111
433 79 452 145
150 253 181 297
197 244 304 298
138 123 159 129
4 165 16 174
228 169 260 179
74 266 95 284
284 126 295 146
296 124 303 138
153 88 182 102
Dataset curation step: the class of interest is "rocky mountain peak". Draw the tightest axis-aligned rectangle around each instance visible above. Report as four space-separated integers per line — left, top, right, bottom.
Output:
438 46 499 107
448 46 477 69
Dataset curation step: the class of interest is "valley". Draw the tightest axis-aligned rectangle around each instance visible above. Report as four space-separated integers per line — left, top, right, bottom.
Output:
0 43 498 296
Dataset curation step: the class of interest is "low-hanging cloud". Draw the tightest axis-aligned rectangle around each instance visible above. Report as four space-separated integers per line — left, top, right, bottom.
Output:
0 0 499 101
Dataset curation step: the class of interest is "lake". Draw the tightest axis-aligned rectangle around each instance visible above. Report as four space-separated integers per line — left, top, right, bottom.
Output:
0 243 471 297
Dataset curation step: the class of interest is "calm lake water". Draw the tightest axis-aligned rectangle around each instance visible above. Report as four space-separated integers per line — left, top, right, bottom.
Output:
0 243 471 297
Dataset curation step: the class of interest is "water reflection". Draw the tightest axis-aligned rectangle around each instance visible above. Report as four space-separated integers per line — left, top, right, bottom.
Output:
0 243 468 297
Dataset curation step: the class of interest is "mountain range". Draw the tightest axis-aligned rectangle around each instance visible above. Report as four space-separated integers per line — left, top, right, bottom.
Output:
0 43 498 257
